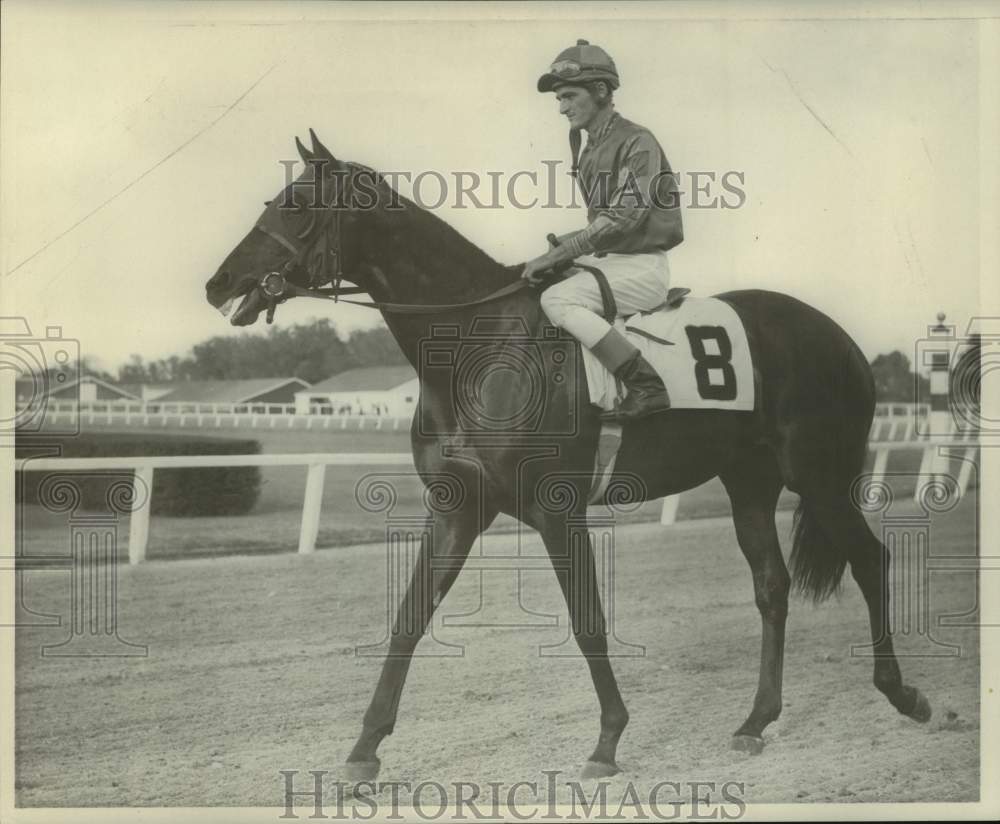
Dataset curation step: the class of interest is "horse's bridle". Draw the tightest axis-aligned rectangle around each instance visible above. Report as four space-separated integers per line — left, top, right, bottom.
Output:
252 164 370 323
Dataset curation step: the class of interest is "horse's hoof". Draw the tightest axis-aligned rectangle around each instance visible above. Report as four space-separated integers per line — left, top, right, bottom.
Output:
344 758 381 783
906 690 932 723
581 759 620 779
731 734 765 755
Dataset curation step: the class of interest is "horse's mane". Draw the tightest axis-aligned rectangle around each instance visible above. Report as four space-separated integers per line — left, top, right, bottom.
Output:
349 162 520 286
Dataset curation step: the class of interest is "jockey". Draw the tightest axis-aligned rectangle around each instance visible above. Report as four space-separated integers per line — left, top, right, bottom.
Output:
522 39 684 421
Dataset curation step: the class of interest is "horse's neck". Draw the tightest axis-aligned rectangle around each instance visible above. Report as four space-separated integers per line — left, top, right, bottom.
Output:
360 194 528 367
363 202 514 300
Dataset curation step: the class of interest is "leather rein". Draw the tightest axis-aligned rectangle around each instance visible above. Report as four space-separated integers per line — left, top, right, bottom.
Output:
254 267 535 321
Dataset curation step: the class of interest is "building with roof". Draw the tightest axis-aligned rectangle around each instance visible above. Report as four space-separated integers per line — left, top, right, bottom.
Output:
294 366 418 416
14 374 140 406
116 382 176 402
153 377 310 406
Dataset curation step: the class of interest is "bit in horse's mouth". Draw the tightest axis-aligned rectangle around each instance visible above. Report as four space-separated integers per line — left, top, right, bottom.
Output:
218 296 236 317
230 288 265 326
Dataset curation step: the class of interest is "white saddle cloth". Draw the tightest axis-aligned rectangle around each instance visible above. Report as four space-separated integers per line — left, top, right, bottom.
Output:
581 296 756 412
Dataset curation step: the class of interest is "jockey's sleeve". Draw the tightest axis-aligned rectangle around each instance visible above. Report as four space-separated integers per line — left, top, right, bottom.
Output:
562 131 660 258
551 229 584 248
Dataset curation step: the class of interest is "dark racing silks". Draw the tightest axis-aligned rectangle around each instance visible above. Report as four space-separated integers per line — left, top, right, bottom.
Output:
562 113 684 258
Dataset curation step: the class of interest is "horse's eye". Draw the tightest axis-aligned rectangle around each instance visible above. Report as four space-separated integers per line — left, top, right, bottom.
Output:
263 200 273 207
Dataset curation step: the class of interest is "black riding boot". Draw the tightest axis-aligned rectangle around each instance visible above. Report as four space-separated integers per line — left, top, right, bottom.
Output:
589 328 671 422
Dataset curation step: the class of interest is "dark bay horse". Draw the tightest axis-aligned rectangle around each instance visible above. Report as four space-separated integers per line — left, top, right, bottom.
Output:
205 132 930 780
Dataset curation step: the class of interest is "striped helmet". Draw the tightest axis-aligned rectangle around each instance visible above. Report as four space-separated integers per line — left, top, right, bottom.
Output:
537 39 620 93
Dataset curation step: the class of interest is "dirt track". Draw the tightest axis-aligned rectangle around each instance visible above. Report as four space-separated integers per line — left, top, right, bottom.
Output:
15 496 979 807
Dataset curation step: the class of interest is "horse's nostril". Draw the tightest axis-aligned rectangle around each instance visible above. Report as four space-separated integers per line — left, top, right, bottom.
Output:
216 270 231 288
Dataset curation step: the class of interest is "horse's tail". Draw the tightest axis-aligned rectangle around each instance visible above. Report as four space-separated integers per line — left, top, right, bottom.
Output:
789 339 874 603
790 502 846 603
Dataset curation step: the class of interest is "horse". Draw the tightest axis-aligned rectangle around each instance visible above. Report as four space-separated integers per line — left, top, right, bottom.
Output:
205 131 931 781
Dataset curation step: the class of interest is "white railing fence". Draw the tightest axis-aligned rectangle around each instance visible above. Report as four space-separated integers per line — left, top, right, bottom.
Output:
659 435 979 523
17 453 411 565
19 400 935 433
17 435 979 565
24 400 413 431
873 402 930 418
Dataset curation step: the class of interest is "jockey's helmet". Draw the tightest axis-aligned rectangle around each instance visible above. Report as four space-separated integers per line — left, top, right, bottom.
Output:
537 39 620 93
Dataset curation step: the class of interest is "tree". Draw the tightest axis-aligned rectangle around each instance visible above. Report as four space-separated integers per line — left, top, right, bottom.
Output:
346 326 408 368
870 350 929 403
78 355 117 383
114 319 408 386
118 354 149 384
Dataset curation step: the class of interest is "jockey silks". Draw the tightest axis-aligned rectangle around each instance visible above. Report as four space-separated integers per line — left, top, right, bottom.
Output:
561 113 684 259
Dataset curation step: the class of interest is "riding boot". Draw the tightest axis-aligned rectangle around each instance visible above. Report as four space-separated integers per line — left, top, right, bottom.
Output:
589 328 671 421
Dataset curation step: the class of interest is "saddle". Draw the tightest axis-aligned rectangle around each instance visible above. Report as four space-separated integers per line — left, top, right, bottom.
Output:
587 265 691 322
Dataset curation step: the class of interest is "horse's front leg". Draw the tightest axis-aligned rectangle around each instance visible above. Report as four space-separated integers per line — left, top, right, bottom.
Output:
538 518 630 779
345 499 497 781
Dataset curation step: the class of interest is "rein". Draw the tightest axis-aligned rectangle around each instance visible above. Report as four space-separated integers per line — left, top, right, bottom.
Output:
257 270 535 318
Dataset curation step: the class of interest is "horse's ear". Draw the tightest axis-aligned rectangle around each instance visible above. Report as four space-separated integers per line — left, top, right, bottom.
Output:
295 136 314 163
308 128 337 162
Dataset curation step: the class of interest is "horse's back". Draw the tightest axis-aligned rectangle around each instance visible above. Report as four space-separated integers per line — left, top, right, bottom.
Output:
714 288 872 398
714 288 856 339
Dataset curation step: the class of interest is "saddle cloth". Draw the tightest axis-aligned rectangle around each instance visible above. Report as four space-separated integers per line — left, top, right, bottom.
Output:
581 296 756 413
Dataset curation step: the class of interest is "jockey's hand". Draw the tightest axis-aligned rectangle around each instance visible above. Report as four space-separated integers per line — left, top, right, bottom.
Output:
521 248 572 286
520 257 549 286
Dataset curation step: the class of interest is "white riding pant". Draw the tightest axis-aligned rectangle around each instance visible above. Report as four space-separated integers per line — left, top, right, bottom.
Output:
539 250 672 348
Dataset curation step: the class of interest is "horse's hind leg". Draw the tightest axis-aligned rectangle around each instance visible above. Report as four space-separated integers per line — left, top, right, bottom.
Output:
720 448 789 754
811 501 932 722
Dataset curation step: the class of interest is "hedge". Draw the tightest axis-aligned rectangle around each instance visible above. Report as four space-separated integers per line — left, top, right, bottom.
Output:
17 432 261 517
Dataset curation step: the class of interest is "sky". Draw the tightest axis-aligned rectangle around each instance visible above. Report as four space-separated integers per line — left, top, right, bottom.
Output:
0 1 993 376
